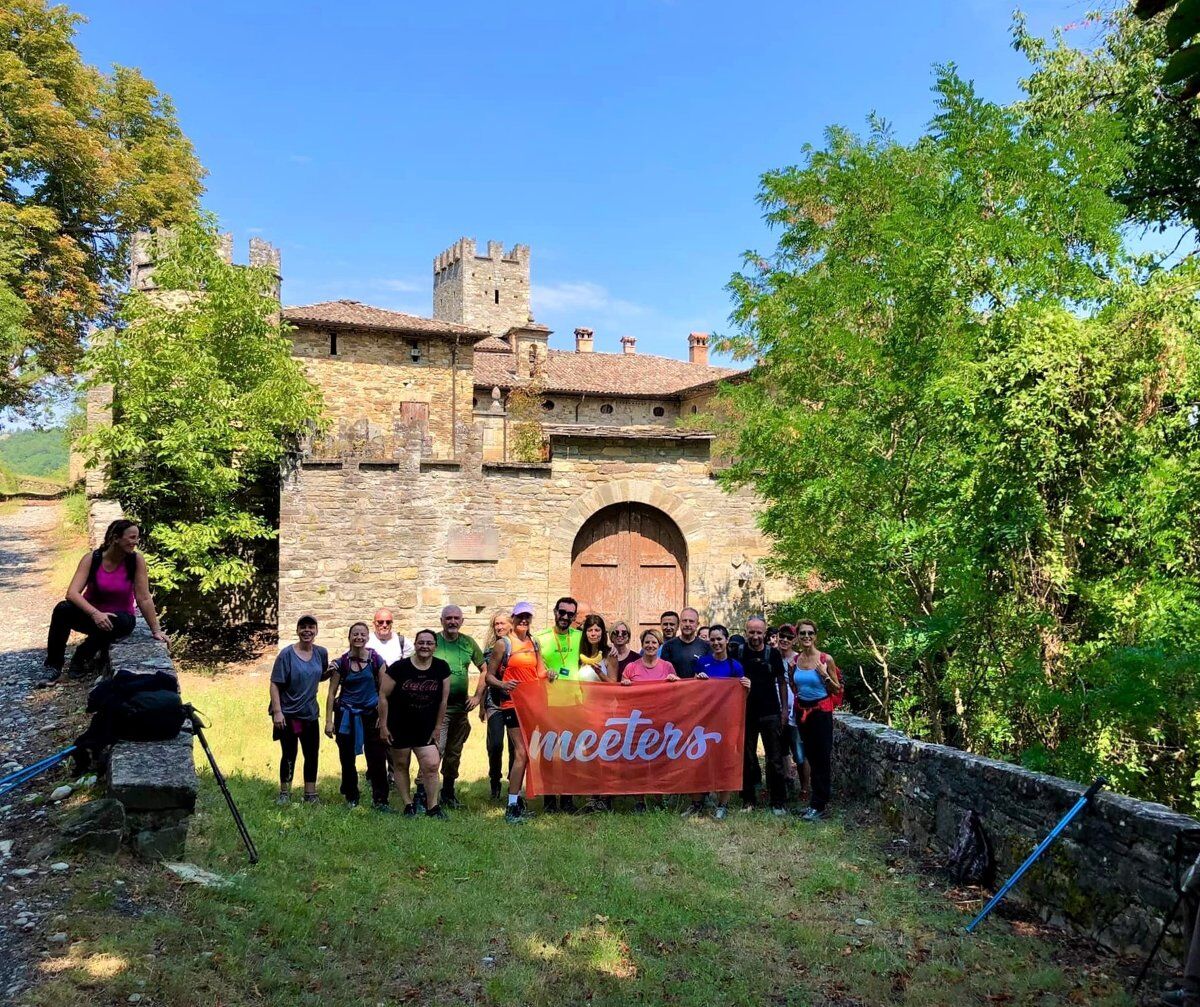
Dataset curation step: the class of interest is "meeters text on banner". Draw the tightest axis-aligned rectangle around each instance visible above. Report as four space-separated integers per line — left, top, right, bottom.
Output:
510 679 747 797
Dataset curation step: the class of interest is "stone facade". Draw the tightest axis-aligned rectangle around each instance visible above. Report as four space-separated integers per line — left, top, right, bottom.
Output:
833 713 1200 959
290 327 475 460
433 238 531 335
278 424 779 645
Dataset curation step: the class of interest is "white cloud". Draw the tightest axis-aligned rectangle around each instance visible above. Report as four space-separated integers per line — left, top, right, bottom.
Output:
288 154 313 164
533 280 646 317
375 278 423 293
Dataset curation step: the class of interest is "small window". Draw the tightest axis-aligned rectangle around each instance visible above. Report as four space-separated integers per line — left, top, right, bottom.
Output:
653 406 666 418
600 403 614 415
691 405 698 414
541 399 555 411
494 289 500 304
330 333 338 356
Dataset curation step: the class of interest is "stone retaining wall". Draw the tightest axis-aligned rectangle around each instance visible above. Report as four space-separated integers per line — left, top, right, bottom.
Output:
833 713 1200 957
102 621 197 860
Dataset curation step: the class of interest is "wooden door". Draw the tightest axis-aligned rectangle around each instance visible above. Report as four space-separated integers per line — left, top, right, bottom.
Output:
571 504 686 634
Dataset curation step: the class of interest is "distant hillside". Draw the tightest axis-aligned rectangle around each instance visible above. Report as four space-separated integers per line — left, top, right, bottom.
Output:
0 428 69 482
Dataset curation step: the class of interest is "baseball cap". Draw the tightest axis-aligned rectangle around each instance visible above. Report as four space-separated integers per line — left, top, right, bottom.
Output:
512 601 534 617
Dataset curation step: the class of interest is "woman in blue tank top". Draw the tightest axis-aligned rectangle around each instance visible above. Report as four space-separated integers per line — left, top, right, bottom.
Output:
790 620 842 821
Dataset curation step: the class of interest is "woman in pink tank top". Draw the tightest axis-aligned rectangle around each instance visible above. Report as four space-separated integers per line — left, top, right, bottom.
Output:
44 518 168 682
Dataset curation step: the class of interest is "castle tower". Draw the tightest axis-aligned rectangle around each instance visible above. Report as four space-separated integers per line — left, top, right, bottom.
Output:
432 238 531 335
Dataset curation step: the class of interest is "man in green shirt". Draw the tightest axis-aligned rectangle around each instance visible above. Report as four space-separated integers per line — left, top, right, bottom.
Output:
536 596 582 812
433 604 485 810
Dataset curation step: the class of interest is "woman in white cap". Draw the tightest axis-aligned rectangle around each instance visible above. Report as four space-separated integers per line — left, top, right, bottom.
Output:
485 601 550 824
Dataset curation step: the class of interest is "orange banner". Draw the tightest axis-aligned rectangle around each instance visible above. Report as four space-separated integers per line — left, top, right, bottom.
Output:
510 679 746 797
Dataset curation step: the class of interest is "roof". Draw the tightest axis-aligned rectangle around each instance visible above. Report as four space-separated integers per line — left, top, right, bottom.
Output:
283 300 488 340
474 334 513 353
473 348 742 398
543 424 714 440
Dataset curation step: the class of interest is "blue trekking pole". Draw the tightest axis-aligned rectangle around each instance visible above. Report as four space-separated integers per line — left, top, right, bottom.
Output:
0 746 77 801
966 776 1106 933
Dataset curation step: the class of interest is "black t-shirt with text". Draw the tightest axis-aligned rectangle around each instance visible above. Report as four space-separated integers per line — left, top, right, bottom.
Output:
739 644 786 719
385 656 451 721
660 636 711 679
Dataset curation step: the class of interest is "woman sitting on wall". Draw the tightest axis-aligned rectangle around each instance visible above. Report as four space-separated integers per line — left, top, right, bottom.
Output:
44 519 168 683
325 621 391 811
270 615 329 805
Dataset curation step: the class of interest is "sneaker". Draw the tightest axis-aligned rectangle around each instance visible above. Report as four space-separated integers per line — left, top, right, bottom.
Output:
633 801 647 814
490 782 502 800
680 801 706 819
373 802 394 814
439 792 463 811
426 805 448 820
302 793 320 805
1160 990 1200 1007
771 806 788 818
346 799 359 809
41 663 62 685
800 807 827 822
414 784 427 813
66 651 96 680
275 792 290 806
402 803 417 817
713 804 728 821
740 803 758 813
505 805 526 825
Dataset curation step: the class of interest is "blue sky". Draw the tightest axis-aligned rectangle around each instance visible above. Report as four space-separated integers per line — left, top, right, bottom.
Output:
73 0 1076 364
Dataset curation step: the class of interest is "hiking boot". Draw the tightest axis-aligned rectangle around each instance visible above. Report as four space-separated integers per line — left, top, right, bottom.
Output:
414 784 427 813
275 792 290 806
439 791 463 811
490 781 502 800
505 805 526 825
65 650 96 680
41 663 62 685
373 802 394 814
713 804 729 821
426 805 448 820
302 793 320 805
680 801 706 819
402 803 417 817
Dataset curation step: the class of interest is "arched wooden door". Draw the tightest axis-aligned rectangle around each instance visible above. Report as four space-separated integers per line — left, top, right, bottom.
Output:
571 503 686 634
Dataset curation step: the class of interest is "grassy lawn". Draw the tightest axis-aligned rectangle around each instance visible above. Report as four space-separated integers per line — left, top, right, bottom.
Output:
26 670 1133 1007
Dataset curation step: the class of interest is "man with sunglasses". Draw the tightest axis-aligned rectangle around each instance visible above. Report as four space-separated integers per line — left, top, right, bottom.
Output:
367 608 413 667
536 596 583 812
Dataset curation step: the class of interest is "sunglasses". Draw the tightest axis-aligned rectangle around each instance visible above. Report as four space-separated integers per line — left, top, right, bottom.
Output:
555 609 576 617
374 620 393 626
797 630 815 637
515 614 532 622
613 630 630 637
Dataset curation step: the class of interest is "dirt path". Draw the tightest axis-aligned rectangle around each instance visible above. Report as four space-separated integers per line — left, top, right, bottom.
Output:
0 500 87 1003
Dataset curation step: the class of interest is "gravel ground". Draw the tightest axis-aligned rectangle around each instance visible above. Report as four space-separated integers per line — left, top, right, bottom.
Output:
0 501 93 1003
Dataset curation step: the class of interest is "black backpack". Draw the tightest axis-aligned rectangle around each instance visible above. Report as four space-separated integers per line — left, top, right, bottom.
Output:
88 548 139 588
948 809 996 887
74 669 185 770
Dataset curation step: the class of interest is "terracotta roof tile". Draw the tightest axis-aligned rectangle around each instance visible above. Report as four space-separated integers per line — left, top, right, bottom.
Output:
474 334 512 353
283 300 488 340
473 348 741 397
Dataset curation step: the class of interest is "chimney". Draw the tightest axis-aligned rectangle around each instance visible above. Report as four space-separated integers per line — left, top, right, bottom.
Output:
574 327 594 354
620 335 637 355
688 331 709 366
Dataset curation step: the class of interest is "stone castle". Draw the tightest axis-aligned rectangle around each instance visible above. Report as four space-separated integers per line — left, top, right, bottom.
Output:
94 234 785 643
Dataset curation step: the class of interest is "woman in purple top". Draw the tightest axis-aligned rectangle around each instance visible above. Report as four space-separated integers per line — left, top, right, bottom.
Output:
44 519 168 682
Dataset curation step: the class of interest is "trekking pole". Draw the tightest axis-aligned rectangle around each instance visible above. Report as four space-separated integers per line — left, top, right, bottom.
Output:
966 777 1106 934
183 706 258 865
0 746 77 801
1132 830 1200 992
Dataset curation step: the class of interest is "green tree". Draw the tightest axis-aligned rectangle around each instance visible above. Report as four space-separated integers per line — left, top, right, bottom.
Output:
1 0 203 413
719 68 1200 808
80 219 324 627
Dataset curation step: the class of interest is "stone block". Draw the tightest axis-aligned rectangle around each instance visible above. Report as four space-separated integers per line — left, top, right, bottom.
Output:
107 733 198 812
58 798 125 855
133 823 188 861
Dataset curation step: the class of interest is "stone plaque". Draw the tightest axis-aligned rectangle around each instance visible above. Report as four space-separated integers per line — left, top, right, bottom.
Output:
446 528 500 562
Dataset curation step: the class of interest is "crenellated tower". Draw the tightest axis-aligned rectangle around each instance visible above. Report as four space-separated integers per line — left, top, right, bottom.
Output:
432 237 531 335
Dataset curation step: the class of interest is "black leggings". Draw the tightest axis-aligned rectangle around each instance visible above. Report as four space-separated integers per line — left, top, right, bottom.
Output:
797 707 834 812
46 600 136 672
277 719 320 786
334 710 389 805
486 708 515 788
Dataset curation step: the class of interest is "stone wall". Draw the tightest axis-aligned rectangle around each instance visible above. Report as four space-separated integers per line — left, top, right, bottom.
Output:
278 425 784 645
432 238 531 335
833 713 1200 957
291 326 474 460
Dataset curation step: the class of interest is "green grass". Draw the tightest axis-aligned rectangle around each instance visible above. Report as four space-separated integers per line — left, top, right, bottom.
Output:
26 671 1134 1007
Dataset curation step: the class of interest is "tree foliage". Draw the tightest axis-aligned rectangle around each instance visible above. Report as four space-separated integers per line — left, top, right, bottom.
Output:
0 0 204 414
80 220 324 626
718 65 1200 810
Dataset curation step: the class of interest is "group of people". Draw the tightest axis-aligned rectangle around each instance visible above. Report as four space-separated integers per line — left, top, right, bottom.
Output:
269 597 843 825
